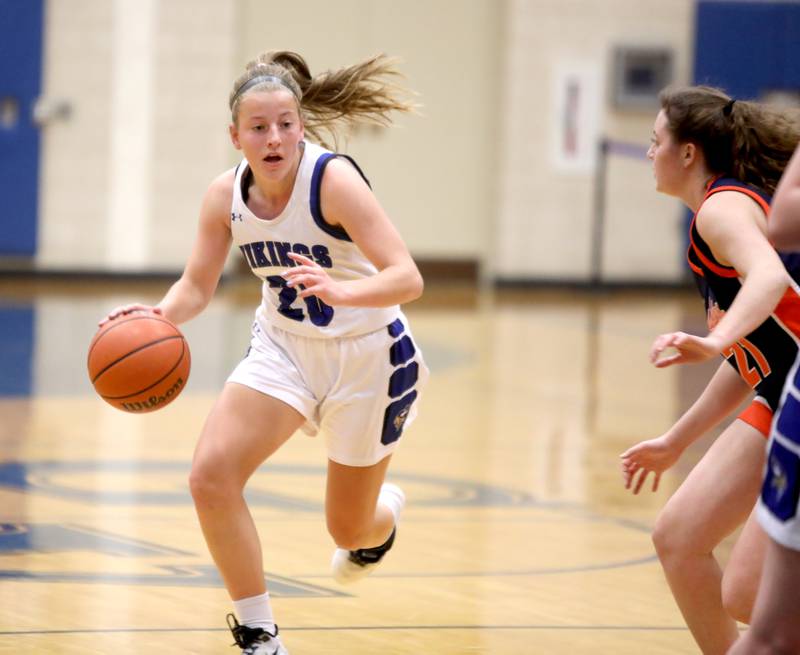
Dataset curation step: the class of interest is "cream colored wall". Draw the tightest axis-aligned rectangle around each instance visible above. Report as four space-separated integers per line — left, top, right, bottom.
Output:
35 0 694 282
36 0 236 271
37 0 114 268
237 0 502 264
496 0 694 282
35 0 500 273
148 1 237 268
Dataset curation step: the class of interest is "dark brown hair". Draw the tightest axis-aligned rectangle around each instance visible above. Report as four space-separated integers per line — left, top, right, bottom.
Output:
659 85 800 194
229 51 416 148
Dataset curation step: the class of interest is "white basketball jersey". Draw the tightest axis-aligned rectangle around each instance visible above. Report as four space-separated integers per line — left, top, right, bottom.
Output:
230 141 401 338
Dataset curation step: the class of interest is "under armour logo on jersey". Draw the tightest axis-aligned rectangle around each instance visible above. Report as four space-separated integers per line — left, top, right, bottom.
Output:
231 212 243 222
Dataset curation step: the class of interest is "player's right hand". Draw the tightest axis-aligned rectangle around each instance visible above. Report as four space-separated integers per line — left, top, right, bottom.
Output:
98 304 161 327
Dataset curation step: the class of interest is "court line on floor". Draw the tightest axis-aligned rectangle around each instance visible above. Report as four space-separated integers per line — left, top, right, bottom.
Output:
300 553 659 579
0 624 691 637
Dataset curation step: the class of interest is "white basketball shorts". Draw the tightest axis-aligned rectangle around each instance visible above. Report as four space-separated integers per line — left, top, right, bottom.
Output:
227 315 428 467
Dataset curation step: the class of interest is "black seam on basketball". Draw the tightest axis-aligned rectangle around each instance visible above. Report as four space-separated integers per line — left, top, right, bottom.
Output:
88 315 181 361
100 338 187 400
91 335 184 385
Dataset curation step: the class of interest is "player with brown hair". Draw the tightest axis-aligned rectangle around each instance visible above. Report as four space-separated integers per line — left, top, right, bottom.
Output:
729 144 800 654
620 86 800 654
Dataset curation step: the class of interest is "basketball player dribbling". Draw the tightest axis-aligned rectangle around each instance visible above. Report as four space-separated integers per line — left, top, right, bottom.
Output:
100 51 428 654
619 86 800 654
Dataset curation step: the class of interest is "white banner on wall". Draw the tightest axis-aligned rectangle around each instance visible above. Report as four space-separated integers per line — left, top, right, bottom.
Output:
551 61 602 174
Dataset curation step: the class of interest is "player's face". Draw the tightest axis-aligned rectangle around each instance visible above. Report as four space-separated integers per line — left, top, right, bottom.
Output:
230 89 305 180
647 110 685 196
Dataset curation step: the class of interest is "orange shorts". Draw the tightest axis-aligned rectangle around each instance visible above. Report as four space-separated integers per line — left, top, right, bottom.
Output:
738 397 773 438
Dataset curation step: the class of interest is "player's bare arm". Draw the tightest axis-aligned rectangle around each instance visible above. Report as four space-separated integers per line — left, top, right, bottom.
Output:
695 191 790 350
157 170 235 325
284 157 422 308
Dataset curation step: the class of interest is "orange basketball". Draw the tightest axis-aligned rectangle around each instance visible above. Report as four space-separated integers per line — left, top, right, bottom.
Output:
87 312 191 413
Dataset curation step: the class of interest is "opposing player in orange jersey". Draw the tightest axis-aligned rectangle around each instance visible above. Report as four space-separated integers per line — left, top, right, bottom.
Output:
620 86 800 654
728 145 800 654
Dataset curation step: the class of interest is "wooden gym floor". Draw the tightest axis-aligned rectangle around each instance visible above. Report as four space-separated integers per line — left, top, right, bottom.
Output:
0 277 736 654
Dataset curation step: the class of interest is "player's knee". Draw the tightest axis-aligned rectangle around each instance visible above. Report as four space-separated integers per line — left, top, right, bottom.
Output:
722 578 753 623
327 519 369 551
721 574 753 624
651 512 681 562
651 509 701 567
189 460 238 507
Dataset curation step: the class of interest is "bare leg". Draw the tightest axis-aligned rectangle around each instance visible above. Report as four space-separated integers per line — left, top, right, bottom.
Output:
721 509 769 623
189 383 305 600
728 540 800 654
326 455 394 550
652 420 766 655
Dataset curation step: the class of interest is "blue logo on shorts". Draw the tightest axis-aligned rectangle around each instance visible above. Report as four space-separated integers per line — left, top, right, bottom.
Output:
761 439 800 522
381 391 417 445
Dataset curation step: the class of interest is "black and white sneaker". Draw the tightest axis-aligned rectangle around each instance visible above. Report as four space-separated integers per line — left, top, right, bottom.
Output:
331 483 405 584
227 614 289 655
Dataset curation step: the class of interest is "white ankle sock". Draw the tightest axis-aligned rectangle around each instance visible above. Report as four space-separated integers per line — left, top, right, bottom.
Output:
378 483 405 524
233 591 276 633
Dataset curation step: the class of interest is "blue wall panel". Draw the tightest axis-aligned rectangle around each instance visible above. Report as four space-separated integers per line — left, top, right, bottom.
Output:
695 1 800 98
0 305 34 396
0 0 44 255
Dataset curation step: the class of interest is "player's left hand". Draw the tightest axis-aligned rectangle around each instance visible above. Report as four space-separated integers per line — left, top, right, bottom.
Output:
649 331 722 368
283 252 350 305
619 435 682 494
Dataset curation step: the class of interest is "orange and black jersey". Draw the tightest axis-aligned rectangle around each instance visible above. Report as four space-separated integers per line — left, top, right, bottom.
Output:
688 177 800 413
